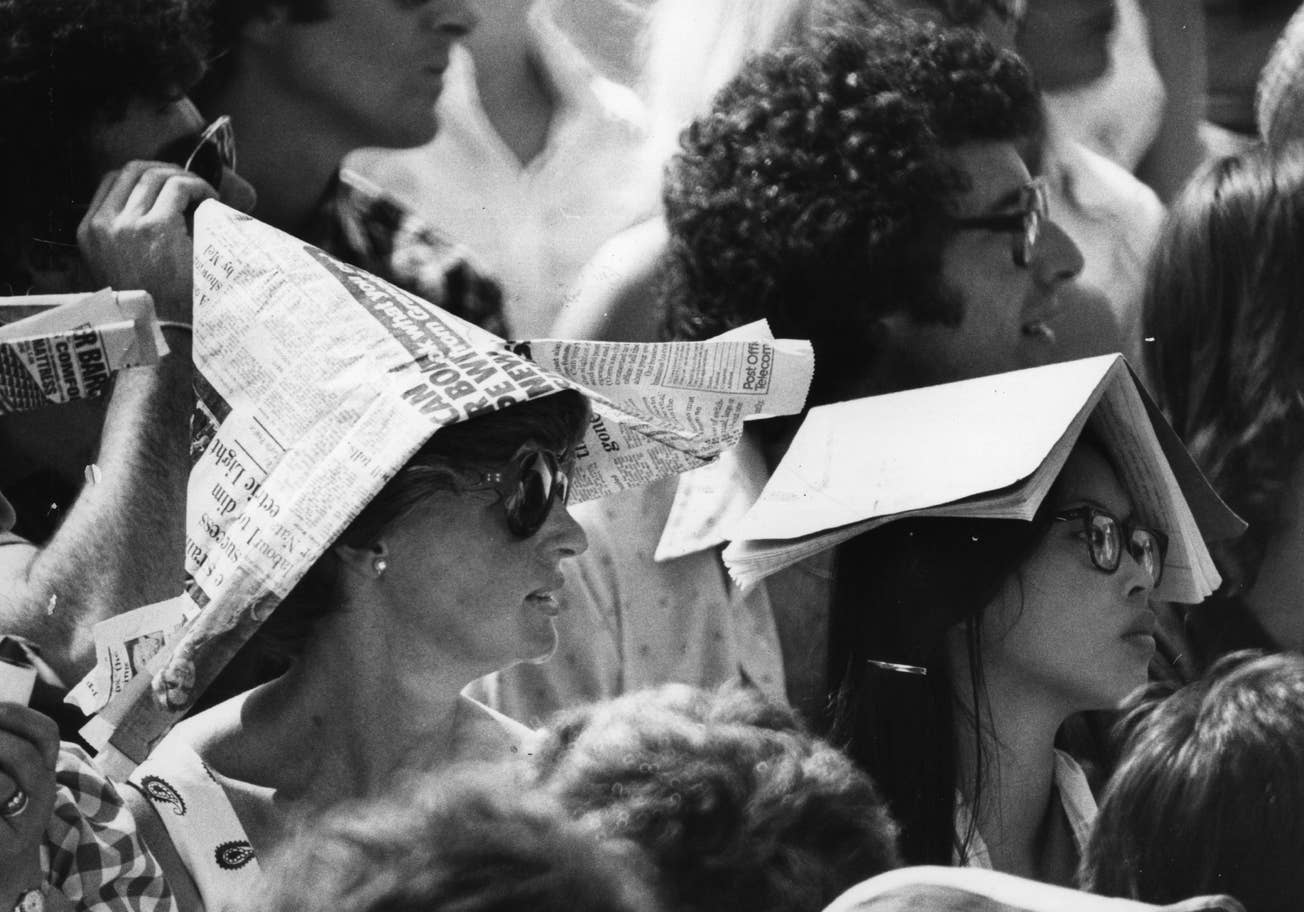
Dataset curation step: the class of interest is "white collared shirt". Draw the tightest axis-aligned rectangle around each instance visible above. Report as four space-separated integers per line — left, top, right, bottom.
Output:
953 750 1098 869
348 0 651 338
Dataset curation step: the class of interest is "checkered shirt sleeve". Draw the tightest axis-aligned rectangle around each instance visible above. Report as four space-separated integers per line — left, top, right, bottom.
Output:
45 745 174 912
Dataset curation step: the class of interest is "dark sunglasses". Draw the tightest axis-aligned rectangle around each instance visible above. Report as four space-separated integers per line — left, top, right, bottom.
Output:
953 176 1049 268
468 447 574 539
1054 505 1169 587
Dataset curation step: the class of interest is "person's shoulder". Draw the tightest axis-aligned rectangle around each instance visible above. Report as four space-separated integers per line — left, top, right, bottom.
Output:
1054 137 1165 229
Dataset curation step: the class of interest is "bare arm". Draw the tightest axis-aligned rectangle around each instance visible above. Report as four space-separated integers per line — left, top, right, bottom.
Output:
1136 0 1208 202
0 163 213 682
550 218 670 342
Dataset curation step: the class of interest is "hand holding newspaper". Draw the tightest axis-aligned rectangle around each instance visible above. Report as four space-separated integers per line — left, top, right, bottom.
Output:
0 289 167 414
722 355 1243 605
74 201 813 769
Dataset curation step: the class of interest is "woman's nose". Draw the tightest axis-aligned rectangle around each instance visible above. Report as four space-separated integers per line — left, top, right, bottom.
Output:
543 504 588 559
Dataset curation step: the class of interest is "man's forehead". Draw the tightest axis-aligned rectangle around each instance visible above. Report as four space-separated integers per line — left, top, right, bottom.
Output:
92 95 206 173
945 141 1032 216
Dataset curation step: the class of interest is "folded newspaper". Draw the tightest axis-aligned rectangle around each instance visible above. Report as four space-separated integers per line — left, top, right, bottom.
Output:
722 354 1243 605
74 201 814 768
0 289 167 414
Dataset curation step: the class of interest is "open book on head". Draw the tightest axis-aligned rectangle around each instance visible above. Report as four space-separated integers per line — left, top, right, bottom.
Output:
722 354 1244 606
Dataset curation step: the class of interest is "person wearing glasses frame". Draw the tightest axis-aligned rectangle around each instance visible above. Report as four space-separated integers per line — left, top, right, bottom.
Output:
0 0 256 692
826 432 1180 886
126 390 589 911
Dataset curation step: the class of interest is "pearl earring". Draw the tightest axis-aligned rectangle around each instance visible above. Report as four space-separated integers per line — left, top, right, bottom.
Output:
373 558 388 578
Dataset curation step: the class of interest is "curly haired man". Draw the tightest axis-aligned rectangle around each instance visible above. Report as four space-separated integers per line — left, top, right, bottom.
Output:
484 12 1085 730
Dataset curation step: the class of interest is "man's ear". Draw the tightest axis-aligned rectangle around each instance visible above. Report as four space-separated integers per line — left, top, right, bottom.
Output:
834 314 904 400
241 3 292 47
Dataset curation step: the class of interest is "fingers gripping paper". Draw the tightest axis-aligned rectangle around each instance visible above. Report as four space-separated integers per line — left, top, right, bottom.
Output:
74 201 813 768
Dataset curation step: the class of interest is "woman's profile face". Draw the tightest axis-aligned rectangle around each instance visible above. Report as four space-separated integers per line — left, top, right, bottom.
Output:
369 446 588 673
981 442 1158 711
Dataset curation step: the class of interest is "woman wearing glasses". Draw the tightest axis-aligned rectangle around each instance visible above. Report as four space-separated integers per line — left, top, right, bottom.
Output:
125 390 589 911
826 434 1170 885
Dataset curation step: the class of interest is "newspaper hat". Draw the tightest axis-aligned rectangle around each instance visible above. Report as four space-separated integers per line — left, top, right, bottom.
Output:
1258 3 1304 150
724 355 1242 604
823 867 1243 912
76 201 813 768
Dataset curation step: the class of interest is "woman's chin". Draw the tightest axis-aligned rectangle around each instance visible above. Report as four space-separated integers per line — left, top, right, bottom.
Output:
520 621 559 666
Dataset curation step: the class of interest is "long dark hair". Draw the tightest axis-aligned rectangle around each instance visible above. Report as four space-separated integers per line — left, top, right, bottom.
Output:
1146 143 1304 596
827 503 1055 864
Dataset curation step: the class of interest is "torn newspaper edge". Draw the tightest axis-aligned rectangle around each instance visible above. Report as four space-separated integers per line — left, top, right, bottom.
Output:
76 200 813 770
722 354 1242 605
0 289 167 415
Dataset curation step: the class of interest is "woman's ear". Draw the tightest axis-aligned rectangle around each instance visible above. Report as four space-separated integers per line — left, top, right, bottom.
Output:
333 539 389 580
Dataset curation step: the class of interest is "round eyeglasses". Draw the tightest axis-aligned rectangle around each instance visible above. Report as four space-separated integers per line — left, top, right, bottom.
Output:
1053 506 1169 587
952 176 1049 268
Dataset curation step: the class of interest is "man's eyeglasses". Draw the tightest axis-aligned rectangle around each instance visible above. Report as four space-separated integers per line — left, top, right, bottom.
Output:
468 447 575 539
1054 506 1169 587
953 176 1048 268
156 114 236 192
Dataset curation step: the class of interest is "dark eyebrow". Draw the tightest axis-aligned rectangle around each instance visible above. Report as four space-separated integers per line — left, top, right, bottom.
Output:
1059 497 1136 525
982 185 1025 215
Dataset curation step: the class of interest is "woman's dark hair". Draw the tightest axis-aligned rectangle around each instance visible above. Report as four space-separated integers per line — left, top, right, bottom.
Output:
1145 143 1304 597
258 389 589 658
661 18 1040 404
1082 651 1304 912
827 505 1052 865
0 0 208 287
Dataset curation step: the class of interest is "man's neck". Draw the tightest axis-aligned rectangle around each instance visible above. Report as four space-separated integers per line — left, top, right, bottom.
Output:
202 75 351 235
463 0 554 167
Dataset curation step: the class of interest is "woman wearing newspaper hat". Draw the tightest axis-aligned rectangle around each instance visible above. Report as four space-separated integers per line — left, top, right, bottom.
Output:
123 390 589 910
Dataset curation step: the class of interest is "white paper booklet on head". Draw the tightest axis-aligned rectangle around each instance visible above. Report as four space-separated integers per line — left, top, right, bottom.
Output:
723 354 1243 605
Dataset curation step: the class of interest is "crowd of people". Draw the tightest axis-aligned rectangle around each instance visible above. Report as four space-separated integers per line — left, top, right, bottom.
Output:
2 0 1303 910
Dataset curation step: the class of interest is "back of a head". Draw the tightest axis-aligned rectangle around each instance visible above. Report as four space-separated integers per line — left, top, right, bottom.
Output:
1144 143 1304 594
257 766 662 912
1257 3 1304 150
660 15 1039 404
529 683 902 912
0 0 206 286
1082 651 1304 912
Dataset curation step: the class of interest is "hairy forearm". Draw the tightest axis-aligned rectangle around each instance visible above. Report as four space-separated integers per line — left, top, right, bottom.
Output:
0 331 192 682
